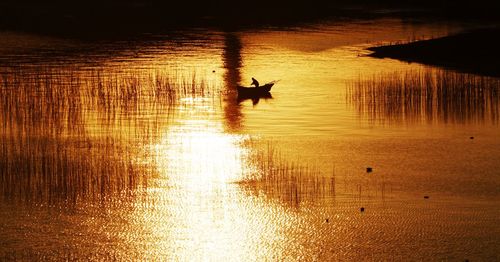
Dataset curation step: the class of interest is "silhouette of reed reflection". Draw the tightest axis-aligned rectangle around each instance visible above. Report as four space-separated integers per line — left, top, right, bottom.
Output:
347 69 500 124
0 66 219 206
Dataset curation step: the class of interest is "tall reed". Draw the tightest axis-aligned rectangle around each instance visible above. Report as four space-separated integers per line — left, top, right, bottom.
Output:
238 142 336 206
346 69 500 124
0 66 219 206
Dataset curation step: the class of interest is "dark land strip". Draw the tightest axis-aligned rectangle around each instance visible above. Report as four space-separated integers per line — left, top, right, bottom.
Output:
368 28 500 77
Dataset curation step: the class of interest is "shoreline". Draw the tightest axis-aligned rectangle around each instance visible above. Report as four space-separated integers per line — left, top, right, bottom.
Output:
368 28 500 77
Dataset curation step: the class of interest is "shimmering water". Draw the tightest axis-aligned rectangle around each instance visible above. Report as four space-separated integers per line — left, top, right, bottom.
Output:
1 18 499 260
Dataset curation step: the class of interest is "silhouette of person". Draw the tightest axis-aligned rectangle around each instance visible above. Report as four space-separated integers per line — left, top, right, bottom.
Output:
251 77 260 88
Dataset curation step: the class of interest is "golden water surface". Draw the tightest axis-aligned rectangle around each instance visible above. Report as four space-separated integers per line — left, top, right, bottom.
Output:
0 18 499 260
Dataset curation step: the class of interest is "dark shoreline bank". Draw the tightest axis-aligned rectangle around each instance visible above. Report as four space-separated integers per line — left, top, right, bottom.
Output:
368 28 500 77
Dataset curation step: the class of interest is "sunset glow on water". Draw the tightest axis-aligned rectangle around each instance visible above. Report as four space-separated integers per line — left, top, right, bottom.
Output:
0 16 499 260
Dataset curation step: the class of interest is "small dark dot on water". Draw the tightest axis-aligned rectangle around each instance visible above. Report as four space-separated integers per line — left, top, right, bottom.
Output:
212 70 215 73
366 167 373 173
360 207 365 212
424 196 429 199
326 218 329 223
470 136 474 139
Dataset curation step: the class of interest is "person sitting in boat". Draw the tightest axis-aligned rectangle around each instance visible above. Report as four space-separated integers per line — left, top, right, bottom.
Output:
251 77 260 88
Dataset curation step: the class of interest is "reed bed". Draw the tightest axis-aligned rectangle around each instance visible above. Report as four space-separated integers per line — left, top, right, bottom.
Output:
238 143 336 206
0 66 220 206
0 137 151 206
346 69 500 124
0 67 220 114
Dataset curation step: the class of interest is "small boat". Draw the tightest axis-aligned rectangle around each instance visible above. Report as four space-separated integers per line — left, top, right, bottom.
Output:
237 83 274 96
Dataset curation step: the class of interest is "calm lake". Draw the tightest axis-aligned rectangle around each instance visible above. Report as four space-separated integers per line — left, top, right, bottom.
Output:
1 18 499 260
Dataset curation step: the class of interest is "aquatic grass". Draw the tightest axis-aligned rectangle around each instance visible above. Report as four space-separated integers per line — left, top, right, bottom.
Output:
346 69 500 124
1 67 221 107
0 137 150 206
237 142 336 206
372 34 435 48
237 141 393 206
341 169 393 201
0 66 220 206
0 67 220 137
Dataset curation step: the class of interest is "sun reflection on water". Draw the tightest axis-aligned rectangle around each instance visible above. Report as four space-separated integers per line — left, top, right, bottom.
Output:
135 97 288 260
155 97 254 183
157 123 249 186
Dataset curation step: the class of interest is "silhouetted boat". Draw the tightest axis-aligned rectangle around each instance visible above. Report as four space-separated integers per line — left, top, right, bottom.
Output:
237 83 274 96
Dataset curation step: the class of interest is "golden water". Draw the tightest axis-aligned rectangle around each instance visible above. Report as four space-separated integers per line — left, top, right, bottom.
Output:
1 18 499 260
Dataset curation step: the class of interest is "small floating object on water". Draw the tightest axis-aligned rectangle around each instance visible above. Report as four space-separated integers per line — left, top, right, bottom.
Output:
212 70 215 73
366 167 373 173
424 196 429 199
360 207 365 212
470 136 474 139
326 218 329 223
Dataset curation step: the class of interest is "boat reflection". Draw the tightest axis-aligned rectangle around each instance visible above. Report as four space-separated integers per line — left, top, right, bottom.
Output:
222 32 244 131
237 91 273 105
